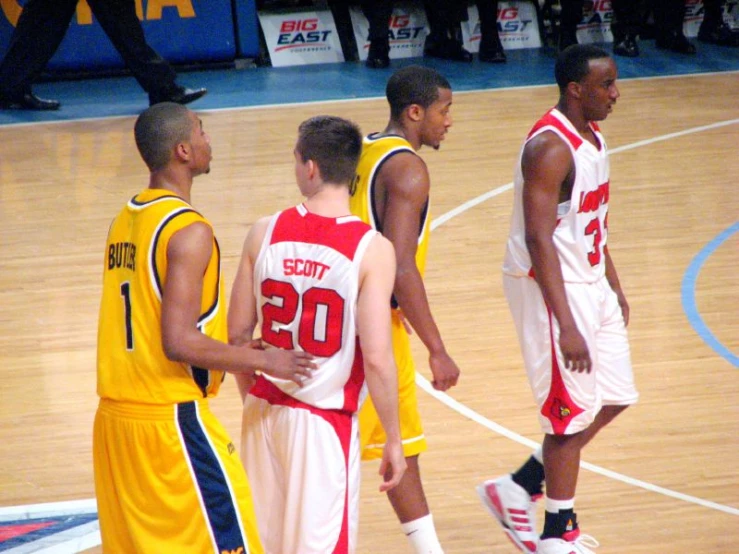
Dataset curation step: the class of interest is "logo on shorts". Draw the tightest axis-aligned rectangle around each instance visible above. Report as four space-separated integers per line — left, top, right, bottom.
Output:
227 442 236 455
550 398 571 420
221 548 244 554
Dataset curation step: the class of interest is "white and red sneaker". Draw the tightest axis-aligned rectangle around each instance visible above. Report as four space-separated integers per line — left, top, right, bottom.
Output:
538 529 599 554
476 474 540 552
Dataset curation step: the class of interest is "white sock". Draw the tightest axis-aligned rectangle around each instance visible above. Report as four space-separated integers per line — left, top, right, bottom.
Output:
400 514 444 554
545 496 575 513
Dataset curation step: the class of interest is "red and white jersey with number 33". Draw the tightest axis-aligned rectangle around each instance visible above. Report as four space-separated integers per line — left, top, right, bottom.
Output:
504 108 610 284
254 204 377 412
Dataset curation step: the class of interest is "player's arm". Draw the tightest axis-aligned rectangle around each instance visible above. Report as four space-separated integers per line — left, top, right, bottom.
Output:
522 133 591 373
358 234 406 492
379 154 460 391
228 217 270 400
161 221 315 385
604 245 629 326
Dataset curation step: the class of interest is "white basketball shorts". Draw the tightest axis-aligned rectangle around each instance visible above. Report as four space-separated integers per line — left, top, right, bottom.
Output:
503 274 638 435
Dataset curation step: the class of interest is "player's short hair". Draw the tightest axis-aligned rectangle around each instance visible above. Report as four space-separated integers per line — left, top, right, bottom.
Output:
555 44 611 92
386 65 451 120
296 115 362 186
134 102 192 171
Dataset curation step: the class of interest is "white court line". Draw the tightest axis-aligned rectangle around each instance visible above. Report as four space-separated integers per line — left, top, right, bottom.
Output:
426 116 739 517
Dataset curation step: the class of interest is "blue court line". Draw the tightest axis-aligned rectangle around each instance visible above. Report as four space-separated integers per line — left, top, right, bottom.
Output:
681 222 739 368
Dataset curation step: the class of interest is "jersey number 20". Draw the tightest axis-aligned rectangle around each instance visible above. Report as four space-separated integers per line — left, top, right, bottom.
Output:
261 279 345 357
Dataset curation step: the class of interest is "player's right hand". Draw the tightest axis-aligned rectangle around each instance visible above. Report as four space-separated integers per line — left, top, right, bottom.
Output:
559 326 592 373
260 346 317 386
429 350 460 391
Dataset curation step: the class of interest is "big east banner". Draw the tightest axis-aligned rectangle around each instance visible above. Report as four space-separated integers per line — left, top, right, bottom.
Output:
462 0 542 52
259 9 344 67
0 0 236 70
349 1 428 61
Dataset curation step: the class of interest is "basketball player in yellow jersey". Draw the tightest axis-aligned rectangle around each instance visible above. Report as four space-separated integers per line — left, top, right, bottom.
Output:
349 65 461 554
93 102 315 554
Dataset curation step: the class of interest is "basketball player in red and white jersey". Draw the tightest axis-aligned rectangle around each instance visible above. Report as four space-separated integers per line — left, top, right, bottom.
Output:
477 45 638 554
228 115 406 554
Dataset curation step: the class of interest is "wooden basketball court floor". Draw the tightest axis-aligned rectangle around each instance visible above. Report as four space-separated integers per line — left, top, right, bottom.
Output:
0 66 737 552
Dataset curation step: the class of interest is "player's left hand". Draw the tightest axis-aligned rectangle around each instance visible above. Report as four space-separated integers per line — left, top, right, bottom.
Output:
616 291 630 326
429 350 460 391
378 439 407 492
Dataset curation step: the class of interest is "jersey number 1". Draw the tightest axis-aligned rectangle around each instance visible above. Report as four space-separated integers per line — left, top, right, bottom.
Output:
120 282 134 350
261 279 344 358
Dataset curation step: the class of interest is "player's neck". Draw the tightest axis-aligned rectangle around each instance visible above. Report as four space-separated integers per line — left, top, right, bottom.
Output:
303 185 351 218
556 102 591 135
149 171 192 204
382 122 421 150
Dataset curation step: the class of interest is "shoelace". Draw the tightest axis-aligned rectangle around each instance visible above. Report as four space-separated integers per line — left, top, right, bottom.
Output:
573 533 600 553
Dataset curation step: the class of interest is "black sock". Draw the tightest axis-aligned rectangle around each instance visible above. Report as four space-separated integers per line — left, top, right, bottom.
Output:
511 455 545 497
542 509 577 539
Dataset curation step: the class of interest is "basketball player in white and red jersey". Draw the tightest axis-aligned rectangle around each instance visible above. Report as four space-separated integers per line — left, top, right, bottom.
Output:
228 115 406 554
477 45 638 554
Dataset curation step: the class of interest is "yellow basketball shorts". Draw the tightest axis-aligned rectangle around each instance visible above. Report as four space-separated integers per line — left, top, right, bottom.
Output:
93 398 263 554
359 310 427 460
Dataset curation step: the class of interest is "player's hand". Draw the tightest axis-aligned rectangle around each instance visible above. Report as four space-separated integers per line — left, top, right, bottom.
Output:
259 344 317 386
378 439 406 492
559 325 592 373
616 290 630 326
428 350 460 391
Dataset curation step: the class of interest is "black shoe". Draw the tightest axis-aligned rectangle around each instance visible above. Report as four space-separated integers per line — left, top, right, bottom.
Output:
479 48 506 63
698 22 739 47
479 36 506 63
656 31 696 54
365 41 390 69
424 39 473 62
149 85 207 106
613 34 639 57
0 88 60 110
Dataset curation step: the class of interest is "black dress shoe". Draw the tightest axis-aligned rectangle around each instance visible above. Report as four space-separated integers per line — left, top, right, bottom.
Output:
149 85 207 106
479 36 506 63
365 41 390 69
656 31 696 54
424 40 473 62
698 22 739 47
479 48 506 63
0 89 60 110
613 34 639 57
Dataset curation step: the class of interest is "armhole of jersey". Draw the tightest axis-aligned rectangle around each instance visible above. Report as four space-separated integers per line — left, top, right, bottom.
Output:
368 146 416 232
198 236 221 328
253 212 282 279
148 208 202 302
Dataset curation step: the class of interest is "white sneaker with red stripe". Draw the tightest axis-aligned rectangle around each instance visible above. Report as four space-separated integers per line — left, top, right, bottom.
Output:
476 474 539 553
538 529 599 553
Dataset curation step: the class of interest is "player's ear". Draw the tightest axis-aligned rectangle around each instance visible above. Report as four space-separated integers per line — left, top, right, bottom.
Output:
406 103 424 123
567 81 582 100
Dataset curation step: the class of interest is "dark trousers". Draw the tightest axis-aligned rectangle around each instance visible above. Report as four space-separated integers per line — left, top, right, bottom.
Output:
0 0 177 96
476 0 502 51
360 0 394 44
611 0 641 40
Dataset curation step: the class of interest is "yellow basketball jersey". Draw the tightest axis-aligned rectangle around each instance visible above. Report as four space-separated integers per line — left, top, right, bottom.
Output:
350 133 430 277
97 188 227 404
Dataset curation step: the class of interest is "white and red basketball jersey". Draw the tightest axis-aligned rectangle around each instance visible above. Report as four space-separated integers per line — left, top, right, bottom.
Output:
253 204 377 412
503 108 610 284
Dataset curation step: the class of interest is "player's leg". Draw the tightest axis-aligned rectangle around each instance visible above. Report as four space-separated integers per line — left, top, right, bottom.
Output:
241 394 284 554
360 311 442 553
